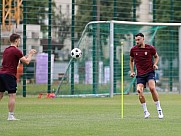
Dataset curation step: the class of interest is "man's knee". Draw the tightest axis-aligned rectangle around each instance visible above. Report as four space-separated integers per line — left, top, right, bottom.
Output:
137 89 144 99
149 87 156 93
8 93 16 99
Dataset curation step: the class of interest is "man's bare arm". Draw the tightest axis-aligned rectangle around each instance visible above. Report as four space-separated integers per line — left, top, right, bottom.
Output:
20 49 37 65
153 52 159 70
130 56 135 77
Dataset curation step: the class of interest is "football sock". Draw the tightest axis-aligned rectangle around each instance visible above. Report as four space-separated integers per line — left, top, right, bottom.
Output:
142 103 148 112
155 101 162 110
8 112 14 116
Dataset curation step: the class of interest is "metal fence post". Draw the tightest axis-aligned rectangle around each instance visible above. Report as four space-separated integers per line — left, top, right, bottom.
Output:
48 0 52 93
71 0 75 95
23 0 27 97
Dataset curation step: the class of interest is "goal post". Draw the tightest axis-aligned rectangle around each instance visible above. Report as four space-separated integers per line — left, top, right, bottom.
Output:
179 26 181 94
55 20 181 97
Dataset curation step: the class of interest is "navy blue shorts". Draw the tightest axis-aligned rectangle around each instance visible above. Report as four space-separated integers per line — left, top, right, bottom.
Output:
0 74 17 94
136 71 156 88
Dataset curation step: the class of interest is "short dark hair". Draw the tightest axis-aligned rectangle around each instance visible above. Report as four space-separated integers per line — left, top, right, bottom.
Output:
10 33 21 43
135 33 144 38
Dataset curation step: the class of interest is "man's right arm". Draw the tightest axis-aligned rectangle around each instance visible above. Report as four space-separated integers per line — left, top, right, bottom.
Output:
130 56 135 77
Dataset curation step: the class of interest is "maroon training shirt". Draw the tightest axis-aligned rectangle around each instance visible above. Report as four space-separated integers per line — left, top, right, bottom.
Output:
130 44 156 76
0 46 23 77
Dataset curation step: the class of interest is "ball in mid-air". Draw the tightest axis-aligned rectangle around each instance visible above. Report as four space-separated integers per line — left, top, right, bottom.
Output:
71 48 82 59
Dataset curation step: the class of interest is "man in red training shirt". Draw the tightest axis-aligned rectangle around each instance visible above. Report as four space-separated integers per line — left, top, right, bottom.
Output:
0 33 36 120
130 33 163 119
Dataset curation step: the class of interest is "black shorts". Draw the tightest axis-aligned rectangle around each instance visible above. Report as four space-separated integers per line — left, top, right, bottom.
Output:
0 74 17 94
136 71 156 88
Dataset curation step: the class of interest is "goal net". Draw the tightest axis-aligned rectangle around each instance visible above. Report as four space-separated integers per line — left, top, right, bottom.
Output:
55 21 181 97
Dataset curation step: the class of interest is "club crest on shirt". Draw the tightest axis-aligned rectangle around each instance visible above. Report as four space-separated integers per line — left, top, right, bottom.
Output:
145 52 147 55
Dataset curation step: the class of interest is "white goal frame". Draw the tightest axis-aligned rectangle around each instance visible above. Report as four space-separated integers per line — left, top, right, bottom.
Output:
80 20 181 97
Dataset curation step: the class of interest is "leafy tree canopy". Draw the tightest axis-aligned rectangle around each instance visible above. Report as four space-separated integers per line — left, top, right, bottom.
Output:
75 0 141 36
155 0 181 22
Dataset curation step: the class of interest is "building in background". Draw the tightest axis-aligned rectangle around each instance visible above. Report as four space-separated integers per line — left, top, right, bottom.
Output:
137 0 153 22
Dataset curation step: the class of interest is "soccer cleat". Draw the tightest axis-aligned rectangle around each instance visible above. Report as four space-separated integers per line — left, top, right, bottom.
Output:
7 115 20 121
158 110 164 119
144 111 150 119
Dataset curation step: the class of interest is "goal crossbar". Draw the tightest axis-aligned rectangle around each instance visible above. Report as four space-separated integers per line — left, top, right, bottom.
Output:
86 20 181 27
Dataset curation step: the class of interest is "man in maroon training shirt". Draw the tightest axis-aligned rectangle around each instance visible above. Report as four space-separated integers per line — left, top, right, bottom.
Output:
130 33 164 119
0 33 36 120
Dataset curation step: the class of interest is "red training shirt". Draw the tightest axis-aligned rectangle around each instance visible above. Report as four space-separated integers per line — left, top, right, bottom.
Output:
0 46 23 77
130 44 156 76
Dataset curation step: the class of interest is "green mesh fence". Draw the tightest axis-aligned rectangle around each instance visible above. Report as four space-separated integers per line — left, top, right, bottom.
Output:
55 21 180 96
0 0 181 96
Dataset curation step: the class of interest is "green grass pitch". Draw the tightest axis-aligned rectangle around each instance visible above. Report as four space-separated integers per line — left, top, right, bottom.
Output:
0 94 181 136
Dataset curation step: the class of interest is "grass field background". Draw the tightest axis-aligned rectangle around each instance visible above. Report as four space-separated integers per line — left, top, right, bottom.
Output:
0 94 181 136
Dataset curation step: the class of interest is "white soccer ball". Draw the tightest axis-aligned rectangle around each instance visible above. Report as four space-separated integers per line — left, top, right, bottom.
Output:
71 48 82 59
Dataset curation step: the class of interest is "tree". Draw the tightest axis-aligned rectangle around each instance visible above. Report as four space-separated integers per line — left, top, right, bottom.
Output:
26 0 56 33
156 0 181 23
51 5 71 60
26 1 70 48
52 5 71 47
75 0 141 37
